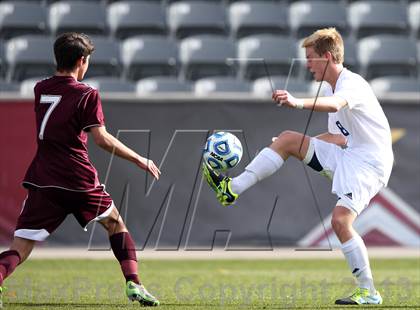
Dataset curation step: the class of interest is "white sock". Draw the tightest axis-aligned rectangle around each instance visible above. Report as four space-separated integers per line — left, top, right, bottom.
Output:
231 147 284 195
341 235 376 295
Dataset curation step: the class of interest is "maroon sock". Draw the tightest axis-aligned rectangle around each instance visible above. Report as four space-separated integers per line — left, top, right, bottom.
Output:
109 232 140 284
0 250 21 286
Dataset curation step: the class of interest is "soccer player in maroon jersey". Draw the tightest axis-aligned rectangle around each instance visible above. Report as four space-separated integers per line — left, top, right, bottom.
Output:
0 33 160 307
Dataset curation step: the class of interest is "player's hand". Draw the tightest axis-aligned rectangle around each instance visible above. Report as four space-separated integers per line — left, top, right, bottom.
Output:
137 156 161 180
272 90 303 108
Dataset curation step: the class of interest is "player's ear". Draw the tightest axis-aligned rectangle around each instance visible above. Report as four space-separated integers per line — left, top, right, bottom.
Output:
325 51 333 61
75 56 84 68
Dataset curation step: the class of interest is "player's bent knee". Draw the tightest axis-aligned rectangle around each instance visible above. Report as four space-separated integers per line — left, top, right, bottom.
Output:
100 215 127 234
278 130 297 140
331 215 351 234
273 131 299 148
272 130 307 159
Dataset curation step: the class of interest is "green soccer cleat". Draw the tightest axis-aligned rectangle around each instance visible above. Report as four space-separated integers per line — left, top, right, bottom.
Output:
335 287 383 305
126 281 160 307
202 163 238 206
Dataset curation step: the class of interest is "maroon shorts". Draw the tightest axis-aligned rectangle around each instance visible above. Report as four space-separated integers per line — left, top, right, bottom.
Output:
15 185 114 241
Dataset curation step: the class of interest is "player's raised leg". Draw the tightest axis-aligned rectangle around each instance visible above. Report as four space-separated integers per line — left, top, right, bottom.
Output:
99 207 159 306
0 237 35 308
332 206 382 305
203 131 310 206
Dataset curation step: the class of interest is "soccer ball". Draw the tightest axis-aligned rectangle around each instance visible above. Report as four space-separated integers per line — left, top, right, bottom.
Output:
203 132 243 171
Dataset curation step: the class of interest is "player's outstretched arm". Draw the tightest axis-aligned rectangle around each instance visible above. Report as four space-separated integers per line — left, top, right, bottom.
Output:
90 126 161 180
272 90 347 112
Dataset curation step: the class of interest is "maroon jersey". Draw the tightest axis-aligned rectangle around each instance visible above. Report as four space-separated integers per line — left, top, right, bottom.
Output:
23 76 105 191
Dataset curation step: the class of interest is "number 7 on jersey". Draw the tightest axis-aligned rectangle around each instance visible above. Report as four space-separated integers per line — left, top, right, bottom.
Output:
39 95 62 140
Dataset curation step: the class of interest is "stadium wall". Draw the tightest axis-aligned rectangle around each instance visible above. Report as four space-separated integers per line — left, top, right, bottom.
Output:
0 98 419 248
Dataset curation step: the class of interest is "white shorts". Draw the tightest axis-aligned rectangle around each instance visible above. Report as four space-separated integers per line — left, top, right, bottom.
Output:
304 138 384 215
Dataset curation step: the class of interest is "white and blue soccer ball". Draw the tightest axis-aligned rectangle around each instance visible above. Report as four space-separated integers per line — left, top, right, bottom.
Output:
203 132 243 171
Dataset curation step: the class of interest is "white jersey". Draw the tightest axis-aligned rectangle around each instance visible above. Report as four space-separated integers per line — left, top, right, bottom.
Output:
323 68 393 185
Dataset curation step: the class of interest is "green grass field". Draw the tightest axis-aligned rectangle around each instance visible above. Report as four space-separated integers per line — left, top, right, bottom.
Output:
2 258 419 309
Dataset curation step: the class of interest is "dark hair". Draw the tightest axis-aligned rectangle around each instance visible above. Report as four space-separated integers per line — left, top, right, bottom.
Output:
54 32 94 71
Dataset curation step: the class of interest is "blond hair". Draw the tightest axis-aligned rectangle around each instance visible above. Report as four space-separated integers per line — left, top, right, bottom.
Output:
301 28 344 64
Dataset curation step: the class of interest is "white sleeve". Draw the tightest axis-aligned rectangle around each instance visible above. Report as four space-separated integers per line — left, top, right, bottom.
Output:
333 78 363 110
328 113 341 134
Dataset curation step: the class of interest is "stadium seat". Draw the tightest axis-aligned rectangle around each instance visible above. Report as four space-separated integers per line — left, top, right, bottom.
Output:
357 35 418 80
194 76 250 95
45 0 105 2
288 1 347 39
348 1 409 39
237 35 296 80
252 75 310 97
83 77 136 93
409 1 420 39
179 35 235 80
121 35 178 80
168 1 226 39
48 1 107 36
370 76 420 95
342 36 359 74
0 39 4 77
136 76 191 94
228 1 288 38
0 2 47 39
84 36 121 79
20 76 47 96
418 41 420 77
0 79 19 92
107 1 166 39
5 35 55 81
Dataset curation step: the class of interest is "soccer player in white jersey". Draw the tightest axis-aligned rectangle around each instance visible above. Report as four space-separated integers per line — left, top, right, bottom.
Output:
203 27 393 305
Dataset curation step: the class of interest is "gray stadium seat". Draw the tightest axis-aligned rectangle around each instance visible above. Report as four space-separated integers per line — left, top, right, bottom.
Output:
370 76 419 95
0 39 4 77
194 76 250 95
409 2 420 39
179 35 235 80
84 36 121 79
342 37 359 74
121 35 178 80
228 1 288 38
0 2 47 39
48 1 107 36
348 1 409 39
20 76 47 96
168 1 226 39
418 41 420 78
83 77 135 93
46 0 105 2
107 1 166 39
237 35 296 80
166 0 219 2
357 35 418 80
136 76 191 94
289 1 347 39
0 79 19 92
346 0 410 2
6 35 55 81
252 75 309 97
